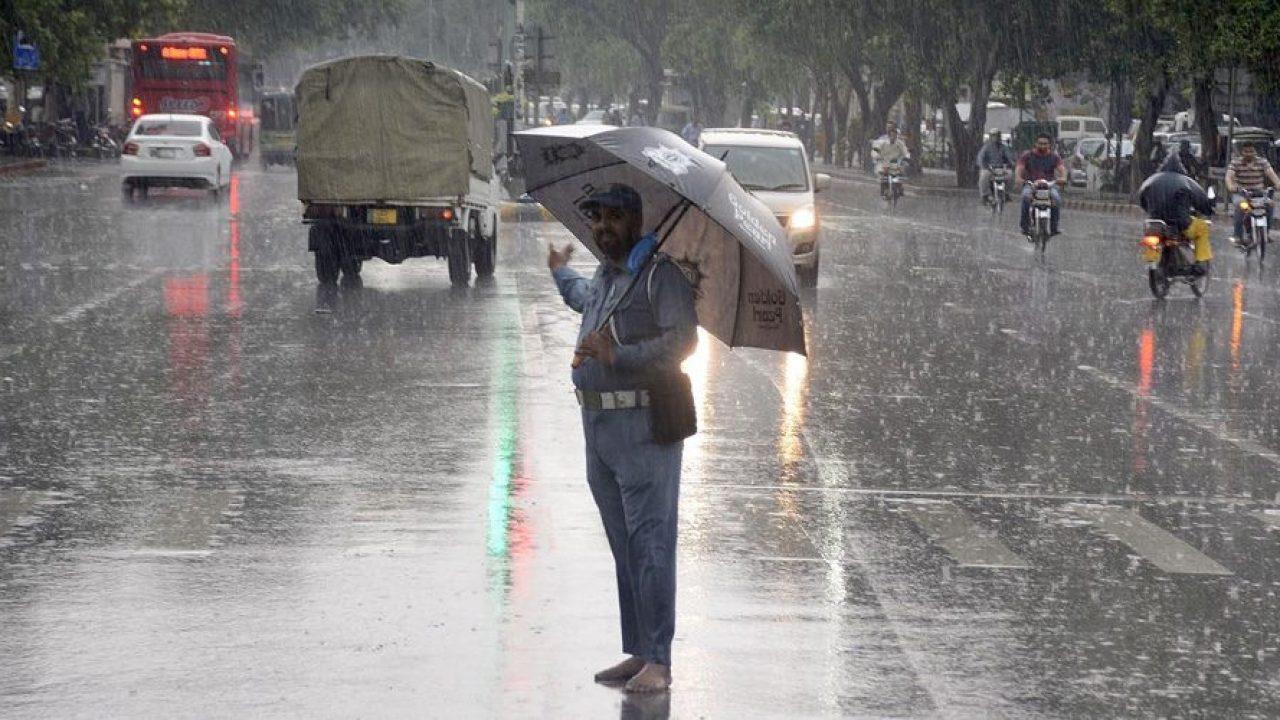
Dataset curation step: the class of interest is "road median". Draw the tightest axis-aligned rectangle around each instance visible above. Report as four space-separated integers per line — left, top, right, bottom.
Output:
0 159 47 176
819 164 1143 216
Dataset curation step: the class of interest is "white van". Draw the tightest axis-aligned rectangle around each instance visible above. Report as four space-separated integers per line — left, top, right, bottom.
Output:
699 128 831 287
1056 115 1108 144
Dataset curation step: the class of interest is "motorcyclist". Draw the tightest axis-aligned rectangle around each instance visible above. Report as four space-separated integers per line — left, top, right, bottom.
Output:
1225 141 1280 246
1015 132 1066 238
976 129 1016 204
1177 139 1203 185
1138 153 1215 274
871 121 910 198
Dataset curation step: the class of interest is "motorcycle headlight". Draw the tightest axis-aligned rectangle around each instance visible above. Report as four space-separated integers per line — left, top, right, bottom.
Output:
789 205 817 232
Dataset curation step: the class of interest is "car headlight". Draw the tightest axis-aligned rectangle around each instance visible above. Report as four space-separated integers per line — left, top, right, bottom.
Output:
789 205 817 232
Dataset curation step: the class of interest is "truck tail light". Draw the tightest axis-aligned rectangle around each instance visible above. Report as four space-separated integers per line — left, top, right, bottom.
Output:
194 143 212 157
440 208 454 221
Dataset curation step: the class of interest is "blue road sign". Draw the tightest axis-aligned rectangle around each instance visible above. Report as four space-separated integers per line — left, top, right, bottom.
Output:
13 32 40 71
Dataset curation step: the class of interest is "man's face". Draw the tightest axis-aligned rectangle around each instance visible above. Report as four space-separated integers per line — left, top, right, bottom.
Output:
1035 138 1051 154
1242 145 1257 162
590 205 642 262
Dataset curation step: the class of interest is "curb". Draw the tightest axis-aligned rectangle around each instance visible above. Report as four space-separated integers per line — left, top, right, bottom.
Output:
0 159 47 176
822 166 1143 216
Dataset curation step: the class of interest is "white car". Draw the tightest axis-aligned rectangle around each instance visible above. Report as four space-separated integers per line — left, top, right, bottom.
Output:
700 128 831 287
121 113 232 201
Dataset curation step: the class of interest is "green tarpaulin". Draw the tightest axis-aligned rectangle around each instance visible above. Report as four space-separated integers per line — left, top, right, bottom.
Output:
296 55 493 203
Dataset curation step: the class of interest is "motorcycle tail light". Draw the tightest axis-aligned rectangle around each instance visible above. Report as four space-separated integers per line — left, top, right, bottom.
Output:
123 142 139 156
193 143 212 157
1140 235 1162 249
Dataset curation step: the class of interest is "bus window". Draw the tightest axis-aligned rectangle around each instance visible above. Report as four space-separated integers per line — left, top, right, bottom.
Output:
260 97 295 131
138 48 228 82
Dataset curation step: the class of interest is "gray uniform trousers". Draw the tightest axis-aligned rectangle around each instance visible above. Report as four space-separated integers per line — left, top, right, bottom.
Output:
582 407 682 667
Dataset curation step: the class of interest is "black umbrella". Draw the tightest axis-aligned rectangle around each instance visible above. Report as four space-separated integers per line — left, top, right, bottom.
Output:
514 125 806 355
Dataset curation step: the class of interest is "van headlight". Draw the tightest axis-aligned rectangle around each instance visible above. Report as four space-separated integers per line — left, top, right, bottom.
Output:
789 204 817 231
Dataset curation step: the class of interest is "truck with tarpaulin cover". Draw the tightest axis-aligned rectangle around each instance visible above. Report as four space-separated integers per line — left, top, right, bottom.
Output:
295 56 498 286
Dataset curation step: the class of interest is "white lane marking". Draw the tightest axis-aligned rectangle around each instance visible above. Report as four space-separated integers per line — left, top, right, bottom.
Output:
1070 504 1232 576
1077 364 1280 469
892 500 1031 570
50 270 162 326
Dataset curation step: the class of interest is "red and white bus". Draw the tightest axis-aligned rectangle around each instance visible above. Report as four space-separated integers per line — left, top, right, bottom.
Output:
128 32 255 158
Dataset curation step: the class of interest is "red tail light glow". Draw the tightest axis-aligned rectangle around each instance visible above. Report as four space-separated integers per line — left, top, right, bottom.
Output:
1140 235 1161 249
194 143 212 157
440 208 455 221
227 108 238 120
123 142 139 156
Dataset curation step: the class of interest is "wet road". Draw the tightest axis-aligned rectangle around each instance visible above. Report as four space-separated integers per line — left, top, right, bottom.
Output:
3 161 1280 718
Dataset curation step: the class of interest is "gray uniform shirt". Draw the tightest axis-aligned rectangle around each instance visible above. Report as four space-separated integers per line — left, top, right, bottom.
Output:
552 256 698 392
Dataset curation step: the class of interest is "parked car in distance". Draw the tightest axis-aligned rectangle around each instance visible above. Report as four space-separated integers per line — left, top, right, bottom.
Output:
1056 115 1108 146
121 113 233 201
700 127 830 288
576 109 608 125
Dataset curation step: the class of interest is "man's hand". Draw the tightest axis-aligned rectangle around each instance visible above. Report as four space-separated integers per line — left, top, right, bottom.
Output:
548 243 574 271
571 328 616 368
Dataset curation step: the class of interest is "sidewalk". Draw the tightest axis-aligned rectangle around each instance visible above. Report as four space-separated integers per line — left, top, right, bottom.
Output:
815 161 1142 216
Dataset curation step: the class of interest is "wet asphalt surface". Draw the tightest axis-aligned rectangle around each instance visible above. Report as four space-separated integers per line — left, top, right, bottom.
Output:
3 160 1280 718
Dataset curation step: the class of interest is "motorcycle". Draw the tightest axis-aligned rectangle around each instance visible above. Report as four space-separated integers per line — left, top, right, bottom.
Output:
986 164 1011 216
86 125 120 159
1140 218 1209 299
52 119 80 160
1025 180 1055 253
1235 188 1274 262
880 159 905 211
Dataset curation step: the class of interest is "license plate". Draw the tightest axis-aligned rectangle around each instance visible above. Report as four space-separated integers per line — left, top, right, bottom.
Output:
151 148 177 159
369 208 397 225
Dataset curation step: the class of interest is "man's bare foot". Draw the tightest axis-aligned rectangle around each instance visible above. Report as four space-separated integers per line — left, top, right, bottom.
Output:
593 655 645 684
624 663 671 693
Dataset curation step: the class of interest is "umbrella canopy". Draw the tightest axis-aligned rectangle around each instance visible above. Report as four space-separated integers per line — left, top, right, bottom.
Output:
515 125 806 355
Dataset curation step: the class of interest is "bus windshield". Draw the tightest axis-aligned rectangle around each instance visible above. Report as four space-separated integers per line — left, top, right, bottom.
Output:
259 96 296 131
138 48 228 82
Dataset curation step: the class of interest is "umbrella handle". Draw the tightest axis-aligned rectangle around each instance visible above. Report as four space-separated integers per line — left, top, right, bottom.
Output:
592 199 692 334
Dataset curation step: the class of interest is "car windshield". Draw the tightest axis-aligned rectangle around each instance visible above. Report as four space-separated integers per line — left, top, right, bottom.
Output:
132 120 203 137
703 144 809 192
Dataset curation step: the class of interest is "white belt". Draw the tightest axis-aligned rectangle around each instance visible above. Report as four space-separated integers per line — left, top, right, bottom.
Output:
575 389 651 410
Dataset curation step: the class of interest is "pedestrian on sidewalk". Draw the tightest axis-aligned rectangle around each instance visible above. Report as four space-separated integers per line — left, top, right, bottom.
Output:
546 183 698 694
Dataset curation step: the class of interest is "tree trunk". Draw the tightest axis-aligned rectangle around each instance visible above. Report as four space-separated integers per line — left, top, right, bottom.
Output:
1131 67 1171 192
1108 77 1134 141
641 53 664 126
739 79 757 128
831 84 850 167
1192 71 1219 169
821 86 836 165
904 91 923 177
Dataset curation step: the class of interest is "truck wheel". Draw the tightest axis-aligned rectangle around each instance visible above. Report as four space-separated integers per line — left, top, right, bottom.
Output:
311 224 340 284
447 228 472 286
471 217 495 277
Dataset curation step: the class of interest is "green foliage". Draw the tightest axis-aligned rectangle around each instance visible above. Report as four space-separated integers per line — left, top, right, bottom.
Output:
173 0 404 55
0 0 182 83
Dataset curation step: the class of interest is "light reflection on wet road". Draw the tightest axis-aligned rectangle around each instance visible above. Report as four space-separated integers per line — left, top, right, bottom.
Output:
3 162 1280 717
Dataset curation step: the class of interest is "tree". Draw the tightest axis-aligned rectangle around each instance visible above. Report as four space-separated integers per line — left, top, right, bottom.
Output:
172 0 404 56
0 0 181 85
537 0 670 124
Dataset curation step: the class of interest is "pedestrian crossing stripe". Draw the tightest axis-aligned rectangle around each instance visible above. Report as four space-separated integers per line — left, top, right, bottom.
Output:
1070 505 1233 576
893 500 1030 570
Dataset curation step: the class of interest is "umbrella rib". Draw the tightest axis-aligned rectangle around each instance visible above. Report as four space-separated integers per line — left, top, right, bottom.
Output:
523 159 631 197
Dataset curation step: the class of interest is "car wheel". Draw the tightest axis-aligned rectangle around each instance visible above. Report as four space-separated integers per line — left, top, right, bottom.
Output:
471 216 496 277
